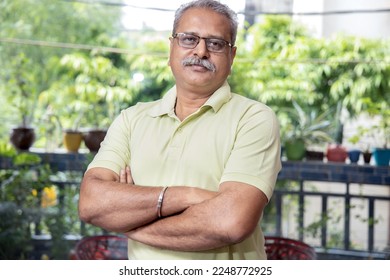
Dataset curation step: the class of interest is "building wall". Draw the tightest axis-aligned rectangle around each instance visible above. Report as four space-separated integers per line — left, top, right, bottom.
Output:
292 0 324 38
293 0 390 39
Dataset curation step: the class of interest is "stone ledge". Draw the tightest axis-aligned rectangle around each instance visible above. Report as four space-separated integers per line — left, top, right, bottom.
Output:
279 160 390 185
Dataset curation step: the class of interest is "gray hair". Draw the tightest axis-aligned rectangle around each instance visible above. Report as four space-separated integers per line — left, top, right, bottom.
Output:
172 0 238 46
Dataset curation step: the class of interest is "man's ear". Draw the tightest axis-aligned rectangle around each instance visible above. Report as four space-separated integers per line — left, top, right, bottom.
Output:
228 46 237 75
168 38 174 67
230 46 237 66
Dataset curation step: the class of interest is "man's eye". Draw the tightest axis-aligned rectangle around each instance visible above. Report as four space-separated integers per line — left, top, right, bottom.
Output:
182 36 197 43
208 39 224 49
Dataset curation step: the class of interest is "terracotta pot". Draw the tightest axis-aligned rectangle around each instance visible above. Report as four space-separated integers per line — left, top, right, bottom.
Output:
63 130 83 153
326 144 347 163
10 127 36 151
84 129 107 152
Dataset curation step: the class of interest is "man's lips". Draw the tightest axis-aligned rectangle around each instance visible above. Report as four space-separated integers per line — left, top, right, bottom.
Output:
187 63 209 71
181 57 216 72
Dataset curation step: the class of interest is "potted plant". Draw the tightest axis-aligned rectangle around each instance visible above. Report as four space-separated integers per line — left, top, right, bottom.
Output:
362 147 372 164
346 134 362 164
81 98 110 153
281 101 333 161
366 101 390 166
347 149 361 164
324 102 349 163
40 80 86 153
371 126 390 166
41 50 135 153
52 53 133 152
4 54 39 151
62 112 84 153
347 126 373 164
58 103 85 153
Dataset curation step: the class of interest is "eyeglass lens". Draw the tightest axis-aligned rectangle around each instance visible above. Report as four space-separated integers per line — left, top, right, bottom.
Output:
176 34 229 52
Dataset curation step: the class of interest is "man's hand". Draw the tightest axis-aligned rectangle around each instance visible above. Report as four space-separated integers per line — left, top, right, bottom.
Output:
120 166 133 185
125 181 267 251
79 167 162 233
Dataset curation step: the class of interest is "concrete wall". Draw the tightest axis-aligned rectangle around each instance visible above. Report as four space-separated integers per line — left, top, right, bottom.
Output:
293 0 390 39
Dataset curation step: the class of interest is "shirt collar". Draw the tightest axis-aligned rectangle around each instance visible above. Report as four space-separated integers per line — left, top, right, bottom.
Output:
148 81 232 118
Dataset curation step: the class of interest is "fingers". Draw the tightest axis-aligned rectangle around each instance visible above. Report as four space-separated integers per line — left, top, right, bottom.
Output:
120 168 127 183
119 166 134 184
126 166 134 184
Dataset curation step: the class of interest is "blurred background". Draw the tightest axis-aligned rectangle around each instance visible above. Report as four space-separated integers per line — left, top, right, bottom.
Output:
0 0 389 260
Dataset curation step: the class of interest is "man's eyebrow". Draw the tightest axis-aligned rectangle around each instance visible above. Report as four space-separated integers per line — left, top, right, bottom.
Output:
180 32 227 40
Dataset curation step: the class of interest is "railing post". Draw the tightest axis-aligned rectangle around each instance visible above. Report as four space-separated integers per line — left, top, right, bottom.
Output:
368 198 375 252
321 195 328 248
298 180 304 241
275 193 282 236
344 183 351 250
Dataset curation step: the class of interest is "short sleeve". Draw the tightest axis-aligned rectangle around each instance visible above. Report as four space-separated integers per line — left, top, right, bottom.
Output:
220 105 281 200
87 110 132 175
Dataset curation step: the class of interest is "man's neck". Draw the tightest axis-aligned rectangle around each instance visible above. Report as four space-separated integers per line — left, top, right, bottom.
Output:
174 90 213 121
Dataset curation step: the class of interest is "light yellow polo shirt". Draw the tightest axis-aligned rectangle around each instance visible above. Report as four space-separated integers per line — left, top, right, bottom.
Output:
88 81 281 260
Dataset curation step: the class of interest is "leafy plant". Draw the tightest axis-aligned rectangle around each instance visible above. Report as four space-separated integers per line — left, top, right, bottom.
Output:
0 150 52 259
125 36 174 103
0 0 125 146
230 16 390 144
40 52 136 131
281 101 334 147
347 125 372 152
365 100 390 148
0 148 72 259
2 53 40 128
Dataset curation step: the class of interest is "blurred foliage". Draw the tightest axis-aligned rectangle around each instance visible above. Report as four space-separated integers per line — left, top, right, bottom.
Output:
229 16 389 145
40 51 135 131
0 142 101 259
0 149 52 259
281 101 334 147
0 1 389 259
0 4 389 149
0 0 123 141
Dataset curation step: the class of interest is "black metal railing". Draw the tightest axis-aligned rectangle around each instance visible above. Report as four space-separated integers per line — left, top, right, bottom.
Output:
273 160 390 259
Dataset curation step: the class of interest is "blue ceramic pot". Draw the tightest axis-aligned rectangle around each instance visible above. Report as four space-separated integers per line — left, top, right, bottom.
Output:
373 148 390 166
348 149 361 163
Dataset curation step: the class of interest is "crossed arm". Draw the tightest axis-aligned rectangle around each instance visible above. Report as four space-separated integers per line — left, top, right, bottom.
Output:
78 166 268 252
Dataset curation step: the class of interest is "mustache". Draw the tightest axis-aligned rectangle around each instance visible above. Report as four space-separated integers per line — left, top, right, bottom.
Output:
181 57 216 72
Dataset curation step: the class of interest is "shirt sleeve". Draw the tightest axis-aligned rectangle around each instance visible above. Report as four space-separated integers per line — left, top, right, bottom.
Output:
87 109 132 175
219 105 281 200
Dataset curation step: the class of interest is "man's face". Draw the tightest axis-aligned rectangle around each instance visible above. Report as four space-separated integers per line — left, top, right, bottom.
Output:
168 8 236 93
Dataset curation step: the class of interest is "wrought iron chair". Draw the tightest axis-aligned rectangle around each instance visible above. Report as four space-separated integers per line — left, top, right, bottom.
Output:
264 236 317 260
74 235 128 260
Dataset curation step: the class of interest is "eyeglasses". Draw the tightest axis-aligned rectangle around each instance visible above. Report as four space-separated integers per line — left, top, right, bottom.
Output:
172 33 233 53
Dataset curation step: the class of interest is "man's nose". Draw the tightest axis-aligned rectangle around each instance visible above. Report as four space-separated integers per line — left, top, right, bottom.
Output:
193 38 210 58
